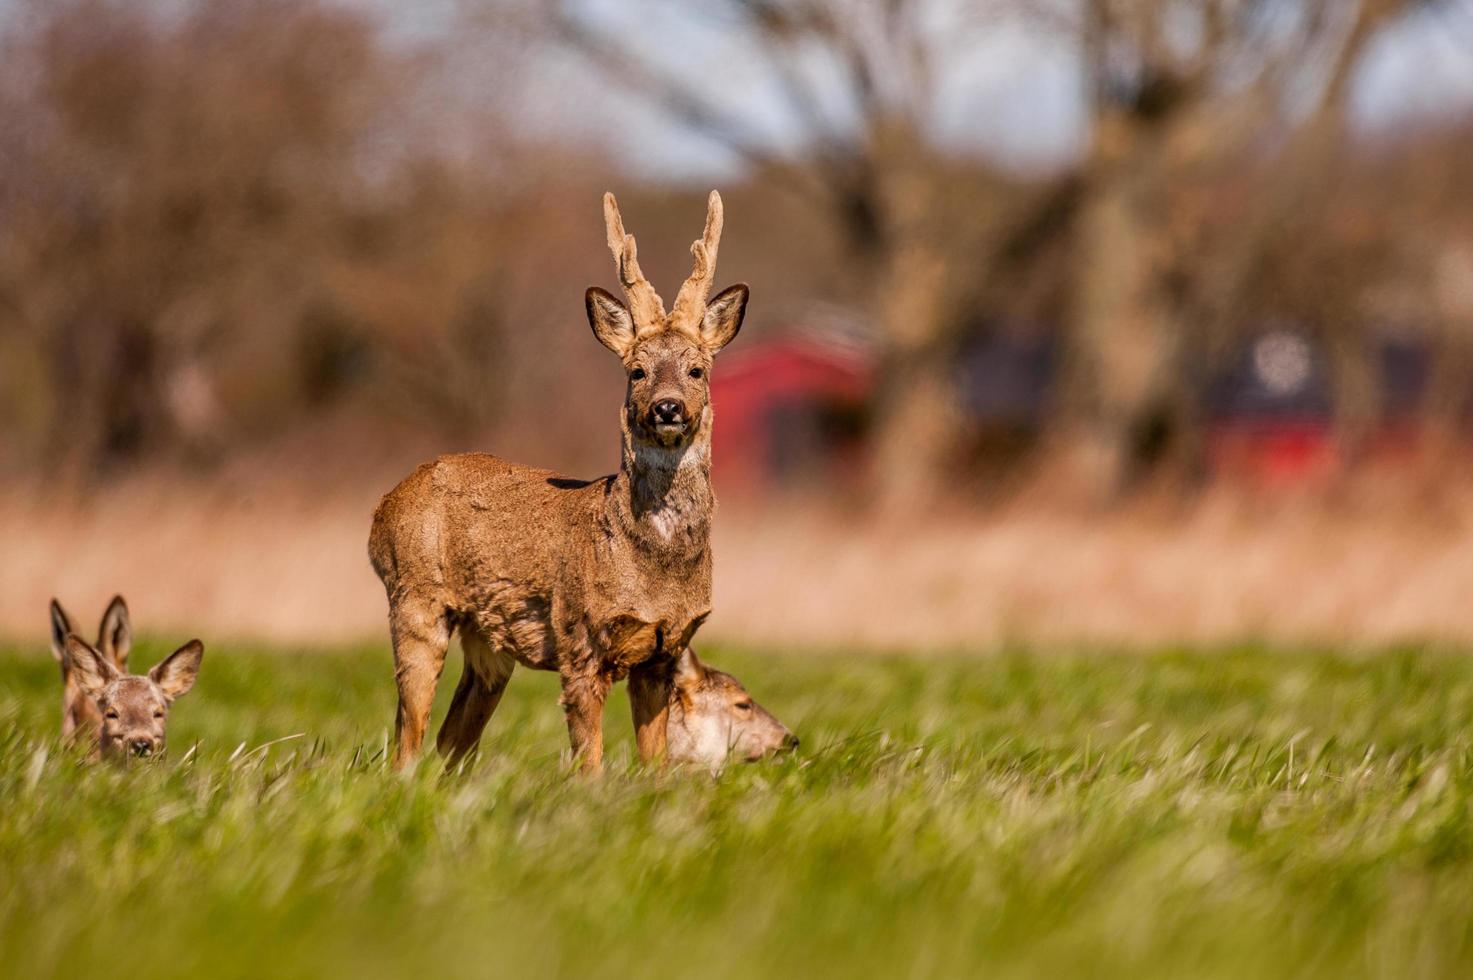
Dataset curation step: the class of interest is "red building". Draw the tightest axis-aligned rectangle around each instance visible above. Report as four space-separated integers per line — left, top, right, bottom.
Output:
1205 326 1431 484
711 320 1438 494
711 331 874 493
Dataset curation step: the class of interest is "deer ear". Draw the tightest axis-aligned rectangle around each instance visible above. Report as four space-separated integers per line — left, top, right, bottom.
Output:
673 646 706 695
49 599 75 664
701 283 747 353
149 640 204 701
98 595 132 670
65 635 118 699
586 286 635 358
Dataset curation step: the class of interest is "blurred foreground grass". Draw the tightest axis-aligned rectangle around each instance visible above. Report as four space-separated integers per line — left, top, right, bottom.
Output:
3 642 1473 978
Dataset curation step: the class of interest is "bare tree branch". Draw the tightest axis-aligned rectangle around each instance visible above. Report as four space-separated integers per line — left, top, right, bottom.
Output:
545 6 784 168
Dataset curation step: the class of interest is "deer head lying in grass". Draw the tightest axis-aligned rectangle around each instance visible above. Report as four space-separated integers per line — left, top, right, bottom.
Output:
666 647 797 772
61 630 204 761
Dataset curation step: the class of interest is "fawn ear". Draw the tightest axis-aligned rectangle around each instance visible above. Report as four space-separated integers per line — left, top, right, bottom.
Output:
49 599 75 664
98 595 132 670
700 283 747 353
673 646 706 695
586 287 636 358
149 640 204 701
65 635 118 699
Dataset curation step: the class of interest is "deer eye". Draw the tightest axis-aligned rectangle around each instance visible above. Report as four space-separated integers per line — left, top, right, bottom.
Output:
689 367 704 379
734 701 752 712
105 710 119 720
153 710 165 720
630 368 646 381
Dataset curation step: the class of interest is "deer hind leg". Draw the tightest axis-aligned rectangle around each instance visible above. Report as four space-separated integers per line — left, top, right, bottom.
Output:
628 658 674 766
389 597 451 771
436 628 515 769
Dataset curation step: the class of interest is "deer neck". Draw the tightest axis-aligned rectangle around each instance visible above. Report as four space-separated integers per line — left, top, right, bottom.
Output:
611 406 715 560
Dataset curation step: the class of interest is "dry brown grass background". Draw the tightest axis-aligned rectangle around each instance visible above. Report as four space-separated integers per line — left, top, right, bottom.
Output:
7 462 1472 653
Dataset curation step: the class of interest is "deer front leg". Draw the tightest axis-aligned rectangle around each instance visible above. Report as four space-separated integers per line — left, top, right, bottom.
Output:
559 671 610 774
628 659 673 766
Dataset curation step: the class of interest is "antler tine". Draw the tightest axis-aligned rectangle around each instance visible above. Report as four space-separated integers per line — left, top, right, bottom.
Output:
672 190 725 326
602 192 666 326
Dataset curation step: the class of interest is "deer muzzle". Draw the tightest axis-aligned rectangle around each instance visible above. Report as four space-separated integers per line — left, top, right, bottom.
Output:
647 398 691 443
650 399 685 425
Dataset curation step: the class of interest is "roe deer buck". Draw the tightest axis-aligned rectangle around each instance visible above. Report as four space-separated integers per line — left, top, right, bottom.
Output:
49 595 133 742
370 190 792 772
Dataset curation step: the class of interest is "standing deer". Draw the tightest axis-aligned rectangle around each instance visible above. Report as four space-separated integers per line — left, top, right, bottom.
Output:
370 191 794 772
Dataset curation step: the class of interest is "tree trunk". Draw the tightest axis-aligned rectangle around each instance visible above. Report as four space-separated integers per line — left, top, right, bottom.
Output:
1059 110 1179 500
1425 242 1473 448
866 123 963 510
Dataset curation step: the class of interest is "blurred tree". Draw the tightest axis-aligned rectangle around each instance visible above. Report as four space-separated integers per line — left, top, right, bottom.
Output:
548 0 1012 507
0 0 602 483
3 0 1466 496
1056 0 1426 490
0 0 390 478
548 0 1444 501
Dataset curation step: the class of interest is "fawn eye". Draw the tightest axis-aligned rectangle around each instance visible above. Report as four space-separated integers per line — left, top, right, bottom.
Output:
153 710 165 719
689 367 704 379
734 701 752 712
105 710 119 720
630 368 646 381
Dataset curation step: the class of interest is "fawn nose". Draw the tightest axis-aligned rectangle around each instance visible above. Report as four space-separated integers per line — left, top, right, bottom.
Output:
782 732 800 752
651 399 685 425
130 738 154 757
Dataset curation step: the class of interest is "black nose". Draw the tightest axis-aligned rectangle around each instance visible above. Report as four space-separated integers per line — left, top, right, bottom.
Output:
782 733 800 751
130 738 154 757
651 399 684 424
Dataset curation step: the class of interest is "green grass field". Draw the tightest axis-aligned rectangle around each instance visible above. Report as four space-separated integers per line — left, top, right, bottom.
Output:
4 642 1473 978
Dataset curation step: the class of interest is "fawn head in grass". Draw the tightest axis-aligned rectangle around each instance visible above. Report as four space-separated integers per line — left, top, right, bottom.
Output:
51 597 204 760
667 647 797 772
64 636 203 760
